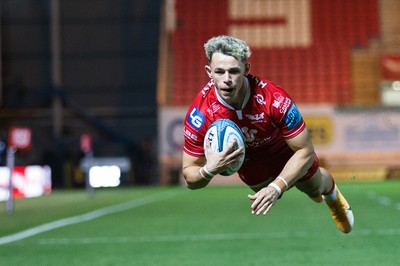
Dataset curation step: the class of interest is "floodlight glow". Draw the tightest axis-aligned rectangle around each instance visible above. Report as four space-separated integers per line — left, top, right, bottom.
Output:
89 165 121 188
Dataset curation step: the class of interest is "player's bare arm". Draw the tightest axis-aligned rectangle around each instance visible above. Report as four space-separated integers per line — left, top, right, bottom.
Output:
182 153 208 189
182 140 244 189
278 128 315 185
248 129 315 215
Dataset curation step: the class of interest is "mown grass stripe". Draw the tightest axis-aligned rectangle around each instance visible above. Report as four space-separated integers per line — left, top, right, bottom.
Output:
0 190 181 245
28 228 400 245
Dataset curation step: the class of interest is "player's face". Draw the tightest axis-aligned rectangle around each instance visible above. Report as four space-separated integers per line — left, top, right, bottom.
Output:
205 52 250 108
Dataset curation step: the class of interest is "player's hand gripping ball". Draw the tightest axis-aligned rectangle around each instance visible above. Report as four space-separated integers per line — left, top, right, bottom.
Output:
204 119 246 176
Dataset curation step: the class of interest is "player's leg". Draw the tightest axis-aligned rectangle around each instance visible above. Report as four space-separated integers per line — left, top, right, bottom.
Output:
295 167 354 234
295 167 333 201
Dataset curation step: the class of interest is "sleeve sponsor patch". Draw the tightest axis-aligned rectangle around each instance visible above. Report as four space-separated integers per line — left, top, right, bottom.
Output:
284 103 302 130
187 107 204 130
183 127 198 141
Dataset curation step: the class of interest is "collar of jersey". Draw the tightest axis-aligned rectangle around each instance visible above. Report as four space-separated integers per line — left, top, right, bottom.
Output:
214 77 250 110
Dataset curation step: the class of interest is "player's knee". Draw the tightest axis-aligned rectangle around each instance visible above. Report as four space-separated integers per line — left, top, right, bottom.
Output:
296 183 324 198
295 168 327 197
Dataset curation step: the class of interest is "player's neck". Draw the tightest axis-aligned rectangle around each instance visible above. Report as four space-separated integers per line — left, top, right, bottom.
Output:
230 78 248 110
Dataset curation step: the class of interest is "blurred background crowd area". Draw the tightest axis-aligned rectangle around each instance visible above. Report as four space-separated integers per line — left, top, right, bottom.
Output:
0 0 399 189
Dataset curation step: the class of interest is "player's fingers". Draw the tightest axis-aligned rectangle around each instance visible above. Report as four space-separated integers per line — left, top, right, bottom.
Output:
262 203 274 215
252 196 269 214
225 149 244 164
257 197 276 215
231 146 244 156
227 138 237 148
250 193 261 210
248 194 256 201
224 146 244 161
222 139 238 155
256 199 271 215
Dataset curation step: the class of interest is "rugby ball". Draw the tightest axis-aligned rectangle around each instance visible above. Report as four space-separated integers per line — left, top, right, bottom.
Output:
204 119 246 176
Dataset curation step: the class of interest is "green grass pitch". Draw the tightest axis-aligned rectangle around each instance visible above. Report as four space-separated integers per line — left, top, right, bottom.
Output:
0 180 399 265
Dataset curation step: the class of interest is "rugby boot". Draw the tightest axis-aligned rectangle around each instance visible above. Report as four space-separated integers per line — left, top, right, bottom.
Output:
310 195 323 203
323 185 354 234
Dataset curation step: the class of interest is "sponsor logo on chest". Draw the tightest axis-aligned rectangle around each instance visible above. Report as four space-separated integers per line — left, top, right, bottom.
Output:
245 112 265 123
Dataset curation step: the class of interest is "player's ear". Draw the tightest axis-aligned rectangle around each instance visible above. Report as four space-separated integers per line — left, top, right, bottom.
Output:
244 62 251 75
205 65 212 78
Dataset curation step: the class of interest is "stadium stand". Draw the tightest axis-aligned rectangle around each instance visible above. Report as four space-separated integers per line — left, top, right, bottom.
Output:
168 0 380 106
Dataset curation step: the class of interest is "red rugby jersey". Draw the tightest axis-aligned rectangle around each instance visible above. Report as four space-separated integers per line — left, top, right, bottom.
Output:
183 74 305 161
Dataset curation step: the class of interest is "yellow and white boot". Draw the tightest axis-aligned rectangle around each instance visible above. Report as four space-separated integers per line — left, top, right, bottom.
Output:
323 185 354 234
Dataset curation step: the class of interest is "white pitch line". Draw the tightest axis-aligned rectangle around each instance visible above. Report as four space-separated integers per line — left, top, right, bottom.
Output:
0 190 182 245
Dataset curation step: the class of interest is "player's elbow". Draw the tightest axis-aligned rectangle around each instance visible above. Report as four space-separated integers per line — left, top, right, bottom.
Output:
185 181 203 190
182 172 206 190
183 176 207 190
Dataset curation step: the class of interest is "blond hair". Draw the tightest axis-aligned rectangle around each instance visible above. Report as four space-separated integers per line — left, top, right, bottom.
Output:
204 35 251 63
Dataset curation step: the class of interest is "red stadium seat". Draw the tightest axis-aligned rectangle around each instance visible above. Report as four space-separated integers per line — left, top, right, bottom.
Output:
171 0 379 105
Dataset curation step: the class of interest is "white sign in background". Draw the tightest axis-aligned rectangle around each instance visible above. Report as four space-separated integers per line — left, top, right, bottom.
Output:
159 106 400 157
158 107 186 157
300 106 400 153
